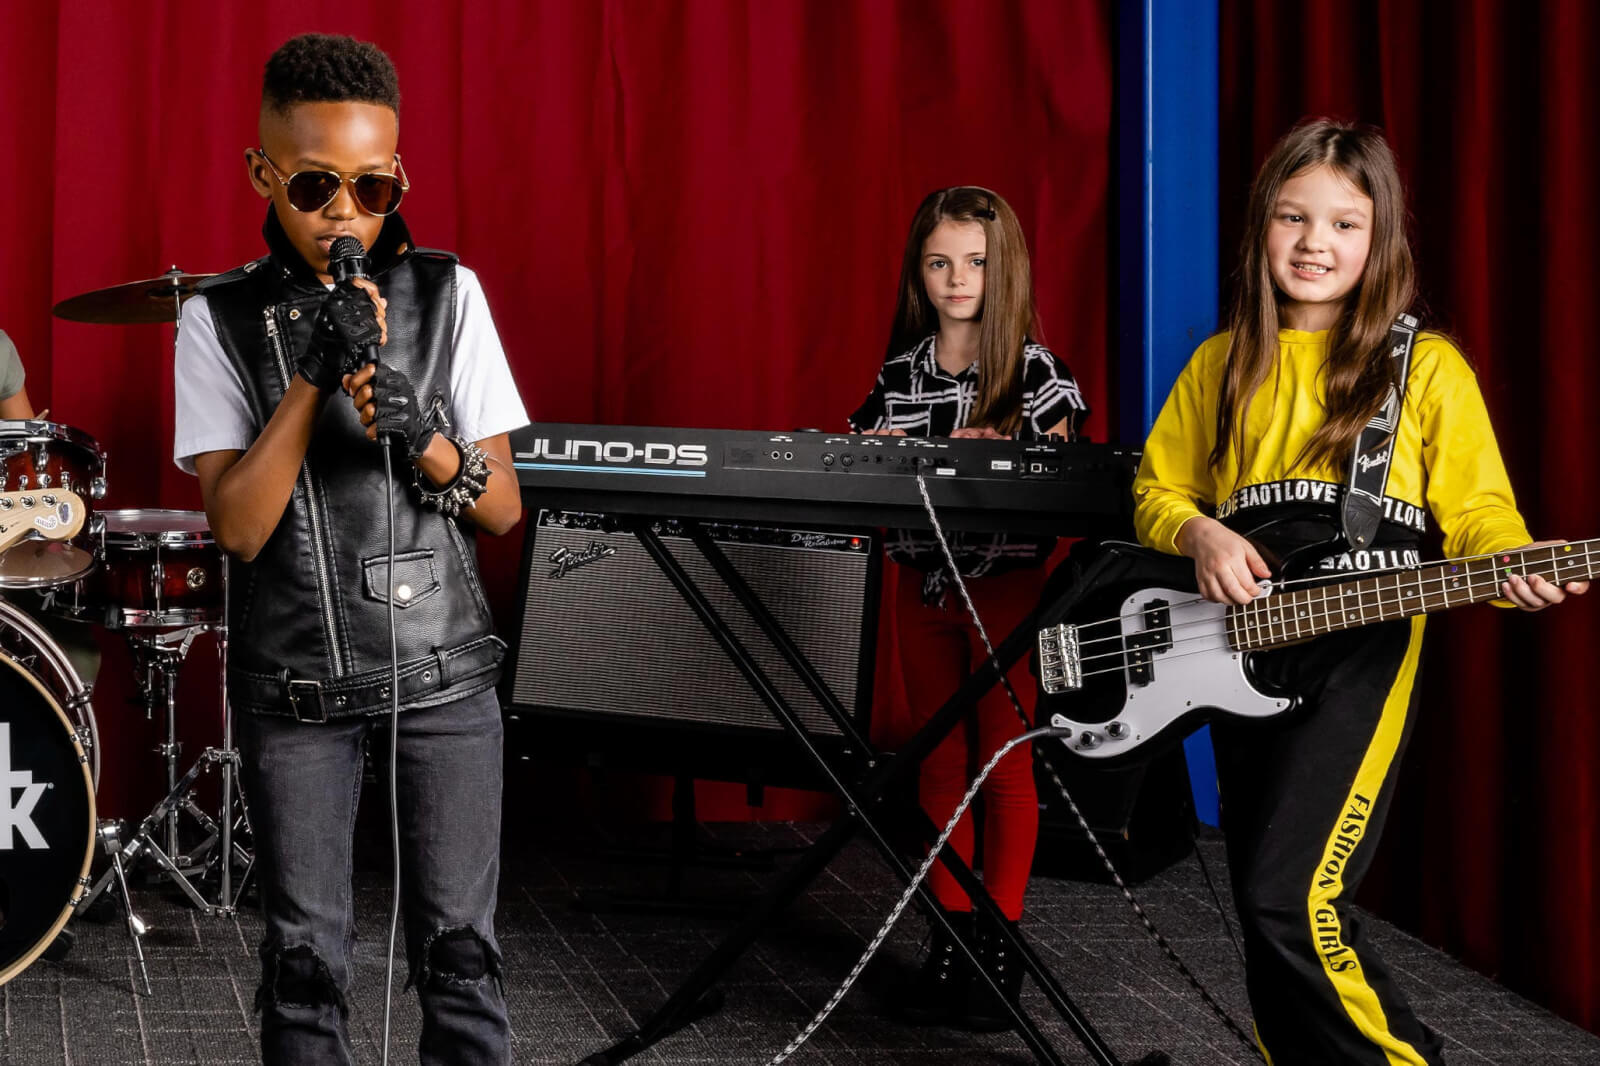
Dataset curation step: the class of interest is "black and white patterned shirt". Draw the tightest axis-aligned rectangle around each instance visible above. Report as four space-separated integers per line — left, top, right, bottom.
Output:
849 334 1090 596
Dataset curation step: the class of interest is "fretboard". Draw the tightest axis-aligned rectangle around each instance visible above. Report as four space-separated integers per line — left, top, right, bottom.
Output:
1226 539 1600 651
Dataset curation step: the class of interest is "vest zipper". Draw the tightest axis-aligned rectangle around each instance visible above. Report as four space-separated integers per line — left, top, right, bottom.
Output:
263 304 348 677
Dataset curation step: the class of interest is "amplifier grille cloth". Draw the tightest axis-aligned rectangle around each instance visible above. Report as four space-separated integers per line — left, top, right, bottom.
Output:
511 521 873 736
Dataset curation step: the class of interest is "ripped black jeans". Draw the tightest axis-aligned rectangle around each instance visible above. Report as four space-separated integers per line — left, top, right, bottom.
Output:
237 687 509 1065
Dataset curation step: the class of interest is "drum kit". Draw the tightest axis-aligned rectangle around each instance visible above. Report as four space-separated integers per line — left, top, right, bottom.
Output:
0 267 249 996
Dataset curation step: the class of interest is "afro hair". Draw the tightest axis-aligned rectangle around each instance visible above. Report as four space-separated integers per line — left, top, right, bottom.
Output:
262 33 400 116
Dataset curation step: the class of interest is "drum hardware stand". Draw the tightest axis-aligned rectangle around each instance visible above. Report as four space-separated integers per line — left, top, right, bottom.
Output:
131 625 204 866
80 730 241 912
118 622 251 897
121 619 254 909
89 820 153 996
78 617 254 995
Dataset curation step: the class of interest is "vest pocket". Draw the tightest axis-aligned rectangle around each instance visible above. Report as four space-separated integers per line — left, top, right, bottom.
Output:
362 550 441 608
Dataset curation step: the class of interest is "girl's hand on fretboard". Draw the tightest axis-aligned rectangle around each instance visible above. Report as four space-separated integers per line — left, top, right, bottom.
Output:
1502 540 1592 611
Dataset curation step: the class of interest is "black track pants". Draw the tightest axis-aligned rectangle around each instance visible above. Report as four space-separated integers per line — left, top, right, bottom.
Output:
1213 616 1445 1066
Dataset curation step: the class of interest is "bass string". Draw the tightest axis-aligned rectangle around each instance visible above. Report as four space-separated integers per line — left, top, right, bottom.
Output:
1062 534 1587 653
1064 570 1531 681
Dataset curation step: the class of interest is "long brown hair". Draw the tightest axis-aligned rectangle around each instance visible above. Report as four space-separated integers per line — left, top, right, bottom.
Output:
886 186 1040 435
1213 120 1416 474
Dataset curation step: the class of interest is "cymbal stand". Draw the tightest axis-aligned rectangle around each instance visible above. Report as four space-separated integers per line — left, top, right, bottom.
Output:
213 556 249 915
154 274 251 913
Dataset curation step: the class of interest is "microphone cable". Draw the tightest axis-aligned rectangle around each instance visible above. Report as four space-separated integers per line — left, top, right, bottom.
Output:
763 721 1073 1065
324 236 406 1064
378 443 403 1066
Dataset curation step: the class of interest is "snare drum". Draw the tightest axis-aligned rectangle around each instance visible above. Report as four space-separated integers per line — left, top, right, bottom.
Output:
0 601 95 986
50 510 222 629
0 420 107 589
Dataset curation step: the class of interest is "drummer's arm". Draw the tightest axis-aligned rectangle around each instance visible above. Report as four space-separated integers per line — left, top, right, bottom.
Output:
193 377 325 563
0 388 33 419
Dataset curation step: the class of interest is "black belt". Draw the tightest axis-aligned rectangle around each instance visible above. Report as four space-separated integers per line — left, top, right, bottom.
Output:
233 635 506 722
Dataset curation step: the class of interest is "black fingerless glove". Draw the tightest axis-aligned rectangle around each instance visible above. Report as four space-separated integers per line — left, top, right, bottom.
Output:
369 360 437 460
298 285 382 391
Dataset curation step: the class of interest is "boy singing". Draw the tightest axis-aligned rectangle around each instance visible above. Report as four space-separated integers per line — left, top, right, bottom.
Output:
173 33 525 1065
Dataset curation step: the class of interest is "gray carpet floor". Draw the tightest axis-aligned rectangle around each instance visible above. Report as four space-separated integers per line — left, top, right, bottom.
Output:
3 820 1596 1065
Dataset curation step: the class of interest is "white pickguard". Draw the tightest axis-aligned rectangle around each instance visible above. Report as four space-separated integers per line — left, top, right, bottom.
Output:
1048 586 1292 759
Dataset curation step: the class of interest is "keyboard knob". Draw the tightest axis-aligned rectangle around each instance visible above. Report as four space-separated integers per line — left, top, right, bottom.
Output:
822 452 835 467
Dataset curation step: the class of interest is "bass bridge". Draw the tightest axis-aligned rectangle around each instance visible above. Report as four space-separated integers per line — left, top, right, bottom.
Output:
1037 623 1082 694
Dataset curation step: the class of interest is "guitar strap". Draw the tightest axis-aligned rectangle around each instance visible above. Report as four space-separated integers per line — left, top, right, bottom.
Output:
1340 312 1420 550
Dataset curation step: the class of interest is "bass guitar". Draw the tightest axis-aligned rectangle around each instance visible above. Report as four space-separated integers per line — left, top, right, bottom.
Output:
0 490 86 553
1036 537 1597 761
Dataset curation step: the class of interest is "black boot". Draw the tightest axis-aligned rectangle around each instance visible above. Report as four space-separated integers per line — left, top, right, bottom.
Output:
961 913 1025 1032
896 910 974 1026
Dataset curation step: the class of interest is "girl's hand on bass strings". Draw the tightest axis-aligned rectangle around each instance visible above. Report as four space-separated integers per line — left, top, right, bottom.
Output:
1177 516 1272 605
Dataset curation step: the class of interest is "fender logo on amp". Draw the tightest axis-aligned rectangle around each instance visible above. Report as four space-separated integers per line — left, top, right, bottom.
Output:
548 541 617 579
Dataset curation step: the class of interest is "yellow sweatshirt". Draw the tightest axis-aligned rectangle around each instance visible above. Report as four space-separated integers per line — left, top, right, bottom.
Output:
1133 329 1531 560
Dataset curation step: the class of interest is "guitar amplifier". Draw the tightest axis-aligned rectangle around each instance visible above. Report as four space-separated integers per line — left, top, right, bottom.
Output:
504 511 879 767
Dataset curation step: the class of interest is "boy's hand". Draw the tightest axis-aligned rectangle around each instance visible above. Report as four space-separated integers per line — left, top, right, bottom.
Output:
299 280 387 391
1176 516 1272 605
950 426 1006 439
345 360 435 460
1501 540 1592 611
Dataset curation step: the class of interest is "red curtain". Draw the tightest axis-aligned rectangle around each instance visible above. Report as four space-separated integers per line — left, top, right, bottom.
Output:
0 4 1112 822
1222 0 1600 1031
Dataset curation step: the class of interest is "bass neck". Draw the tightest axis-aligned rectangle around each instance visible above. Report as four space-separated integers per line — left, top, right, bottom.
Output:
1227 539 1600 651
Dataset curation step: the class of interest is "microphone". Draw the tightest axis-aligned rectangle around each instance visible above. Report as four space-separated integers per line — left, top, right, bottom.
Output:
328 234 369 284
327 236 380 373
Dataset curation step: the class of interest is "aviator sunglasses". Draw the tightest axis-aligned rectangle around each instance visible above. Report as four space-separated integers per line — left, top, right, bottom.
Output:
253 149 410 215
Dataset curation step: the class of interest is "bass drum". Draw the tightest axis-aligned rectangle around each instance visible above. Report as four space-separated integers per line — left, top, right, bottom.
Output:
0 601 95 986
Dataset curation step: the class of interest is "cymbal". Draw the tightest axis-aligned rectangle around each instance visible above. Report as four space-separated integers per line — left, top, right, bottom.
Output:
53 268 215 324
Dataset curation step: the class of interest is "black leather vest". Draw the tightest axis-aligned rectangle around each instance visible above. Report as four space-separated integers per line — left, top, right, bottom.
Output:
198 210 503 720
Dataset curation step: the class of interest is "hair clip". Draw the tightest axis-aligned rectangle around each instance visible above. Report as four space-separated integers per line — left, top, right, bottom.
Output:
976 205 997 221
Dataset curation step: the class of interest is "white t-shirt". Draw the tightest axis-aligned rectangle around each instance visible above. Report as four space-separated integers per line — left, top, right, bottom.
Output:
0 329 26 401
172 265 528 473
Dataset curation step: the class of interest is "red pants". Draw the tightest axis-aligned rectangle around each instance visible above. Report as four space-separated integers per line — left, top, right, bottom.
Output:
894 564 1041 920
